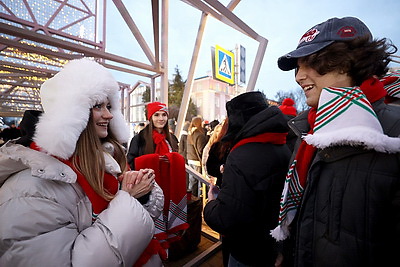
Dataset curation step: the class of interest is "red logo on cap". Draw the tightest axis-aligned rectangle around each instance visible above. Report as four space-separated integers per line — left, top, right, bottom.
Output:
337 26 357 37
299 28 320 45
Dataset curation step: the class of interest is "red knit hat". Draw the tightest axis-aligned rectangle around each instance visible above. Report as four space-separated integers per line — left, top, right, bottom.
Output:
147 102 169 120
279 98 297 116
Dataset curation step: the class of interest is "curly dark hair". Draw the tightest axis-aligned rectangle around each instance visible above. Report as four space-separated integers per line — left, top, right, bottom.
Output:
299 36 398 86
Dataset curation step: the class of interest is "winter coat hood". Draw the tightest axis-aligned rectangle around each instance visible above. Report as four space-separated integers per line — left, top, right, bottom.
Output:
0 141 76 186
223 91 269 142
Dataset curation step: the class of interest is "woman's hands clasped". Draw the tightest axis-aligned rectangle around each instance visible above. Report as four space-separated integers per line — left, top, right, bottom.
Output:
119 168 156 198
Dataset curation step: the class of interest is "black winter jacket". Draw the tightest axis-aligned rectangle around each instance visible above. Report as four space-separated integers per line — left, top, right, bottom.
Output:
204 106 291 266
286 99 400 267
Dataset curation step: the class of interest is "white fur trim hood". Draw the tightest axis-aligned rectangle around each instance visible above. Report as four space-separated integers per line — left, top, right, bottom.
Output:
33 58 129 159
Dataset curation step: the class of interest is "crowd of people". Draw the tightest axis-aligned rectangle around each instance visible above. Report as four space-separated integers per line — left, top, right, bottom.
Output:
0 123 22 146
0 16 400 267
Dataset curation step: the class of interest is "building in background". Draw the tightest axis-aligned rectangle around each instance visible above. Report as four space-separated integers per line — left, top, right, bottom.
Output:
128 82 153 123
128 73 245 125
127 81 161 138
192 74 245 122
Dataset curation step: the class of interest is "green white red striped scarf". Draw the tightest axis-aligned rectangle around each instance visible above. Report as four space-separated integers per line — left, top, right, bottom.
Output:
270 108 317 241
383 70 400 98
382 70 400 103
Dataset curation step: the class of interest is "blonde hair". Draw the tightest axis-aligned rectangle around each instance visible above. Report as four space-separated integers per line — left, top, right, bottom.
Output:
72 114 127 201
206 124 222 147
188 116 205 144
190 116 204 132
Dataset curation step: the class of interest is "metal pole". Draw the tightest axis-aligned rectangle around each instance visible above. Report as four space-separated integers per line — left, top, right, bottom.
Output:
246 36 268 92
175 12 208 138
160 0 169 104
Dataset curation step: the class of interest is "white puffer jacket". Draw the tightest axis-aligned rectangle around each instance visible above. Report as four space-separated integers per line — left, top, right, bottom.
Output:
0 142 163 267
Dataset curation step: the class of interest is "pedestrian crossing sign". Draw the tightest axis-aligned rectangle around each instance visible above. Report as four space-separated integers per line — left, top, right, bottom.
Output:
215 45 235 84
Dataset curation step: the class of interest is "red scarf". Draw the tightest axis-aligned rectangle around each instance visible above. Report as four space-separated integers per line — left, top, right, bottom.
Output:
230 132 287 152
29 142 118 220
134 152 188 265
62 159 118 220
152 130 171 155
359 77 387 103
295 108 318 187
135 152 188 233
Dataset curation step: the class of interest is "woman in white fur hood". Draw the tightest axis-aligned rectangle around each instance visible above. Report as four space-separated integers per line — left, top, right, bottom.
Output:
0 58 164 266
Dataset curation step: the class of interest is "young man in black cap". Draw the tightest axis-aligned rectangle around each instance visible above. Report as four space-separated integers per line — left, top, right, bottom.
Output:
204 91 291 266
270 17 400 266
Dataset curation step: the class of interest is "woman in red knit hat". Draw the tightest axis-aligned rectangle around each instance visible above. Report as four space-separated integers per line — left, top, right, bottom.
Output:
127 102 179 169
127 102 189 266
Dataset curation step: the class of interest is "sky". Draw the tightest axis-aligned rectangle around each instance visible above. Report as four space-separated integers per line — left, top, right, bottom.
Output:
104 0 400 101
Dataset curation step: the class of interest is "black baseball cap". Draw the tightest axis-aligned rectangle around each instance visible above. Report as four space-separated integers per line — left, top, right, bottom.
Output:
278 17 372 71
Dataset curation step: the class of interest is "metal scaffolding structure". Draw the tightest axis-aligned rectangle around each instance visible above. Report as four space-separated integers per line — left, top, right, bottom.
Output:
0 0 167 118
0 0 268 138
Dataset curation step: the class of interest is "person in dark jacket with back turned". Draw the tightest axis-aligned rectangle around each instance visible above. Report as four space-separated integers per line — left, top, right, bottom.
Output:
204 91 291 266
270 17 400 267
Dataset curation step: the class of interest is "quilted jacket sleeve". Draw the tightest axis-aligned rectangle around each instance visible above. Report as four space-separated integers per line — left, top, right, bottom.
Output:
72 190 155 267
0 172 154 267
142 183 164 219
